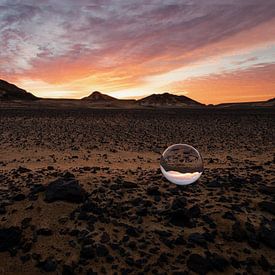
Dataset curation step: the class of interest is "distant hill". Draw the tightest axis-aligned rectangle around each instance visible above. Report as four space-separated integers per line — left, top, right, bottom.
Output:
81 91 118 102
137 92 204 107
216 98 275 108
1 79 273 109
0 79 38 100
81 91 136 107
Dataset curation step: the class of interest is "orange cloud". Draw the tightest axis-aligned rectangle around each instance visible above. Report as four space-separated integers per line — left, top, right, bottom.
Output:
167 63 275 104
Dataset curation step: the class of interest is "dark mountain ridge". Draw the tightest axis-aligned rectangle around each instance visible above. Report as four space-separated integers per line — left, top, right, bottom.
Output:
137 92 204 107
1 79 274 108
81 91 118 102
0 79 38 100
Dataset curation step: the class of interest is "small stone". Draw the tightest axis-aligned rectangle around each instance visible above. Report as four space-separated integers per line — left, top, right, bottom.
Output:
37 228 53 236
45 178 87 203
0 227 22 252
187 254 211 274
13 193 26 201
258 201 275 215
188 233 207 248
40 258 57 272
147 185 160 196
80 244 95 259
222 211 236 220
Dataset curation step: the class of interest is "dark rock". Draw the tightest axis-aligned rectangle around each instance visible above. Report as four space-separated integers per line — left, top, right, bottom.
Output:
31 184 46 194
188 205 201 218
62 264 75 275
222 211 236 220
81 201 103 215
259 226 275 249
0 205 6 215
206 180 221 188
258 186 275 195
171 197 187 210
0 227 22 252
258 255 270 271
202 215 216 229
209 253 229 272
37 228 53 236
96 244 109 257
39 258 57 272
86 268 97 275
188 233 207 248
62 171 75 179
155 229 172 238
136 207 147 216
20 254 31 263
17 166 31 173
169 204 200 228
170 209 191 227
187 254 211 274
232 222 247 242
13 193 26 201
21 217 32 229
44 178 86 203
230 257 241 269
147 185 160 196
126 226 139 237
80 244 95 259
22 242 32 253
100 232 110 243
258 201 275 215
123 181 138 188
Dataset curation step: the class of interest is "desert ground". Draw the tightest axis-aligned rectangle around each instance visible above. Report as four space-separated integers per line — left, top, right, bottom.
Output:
0 107 274 274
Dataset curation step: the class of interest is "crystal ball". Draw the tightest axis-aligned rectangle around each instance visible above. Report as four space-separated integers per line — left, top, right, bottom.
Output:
160 144 203 185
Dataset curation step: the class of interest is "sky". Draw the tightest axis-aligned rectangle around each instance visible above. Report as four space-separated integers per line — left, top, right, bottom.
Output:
0 0 275 104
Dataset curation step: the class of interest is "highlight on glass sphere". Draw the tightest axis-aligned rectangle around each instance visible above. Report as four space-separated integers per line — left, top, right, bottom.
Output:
160 144 203 185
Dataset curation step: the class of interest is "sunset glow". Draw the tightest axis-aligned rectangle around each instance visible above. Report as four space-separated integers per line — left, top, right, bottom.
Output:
1 1 275 103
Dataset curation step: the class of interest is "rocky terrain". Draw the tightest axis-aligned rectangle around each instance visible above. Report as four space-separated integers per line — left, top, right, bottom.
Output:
0 107 274 274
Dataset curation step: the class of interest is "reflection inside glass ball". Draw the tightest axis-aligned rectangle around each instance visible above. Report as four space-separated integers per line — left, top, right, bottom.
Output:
160 144 203 185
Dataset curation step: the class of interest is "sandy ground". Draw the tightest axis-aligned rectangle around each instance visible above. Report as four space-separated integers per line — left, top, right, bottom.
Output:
0 108 274 274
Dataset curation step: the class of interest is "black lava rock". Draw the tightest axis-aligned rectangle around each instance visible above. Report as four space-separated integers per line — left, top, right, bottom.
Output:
80 244 95 259
0 227 22 252
39 258 57 272
209 253 229 272
126 226 139 237
259 226 275 249
147 185 160 196
13 193 26 201
187 254 211 274
44 178 87 203
188 233 207 248
96 244 109 257
222 211 236 221
258 255 270 271
258 201 275 215
37 228 53 236
232 222 247 242
123 181 138 188
0 205 6 215
258 186 275 196
171 197 187 210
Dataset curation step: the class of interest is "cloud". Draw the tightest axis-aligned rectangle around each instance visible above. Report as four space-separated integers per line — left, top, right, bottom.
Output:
164 63 275 104
0 0 275 101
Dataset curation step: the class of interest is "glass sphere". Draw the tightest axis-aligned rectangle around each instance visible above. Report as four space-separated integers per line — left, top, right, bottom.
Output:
160 144 203 185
